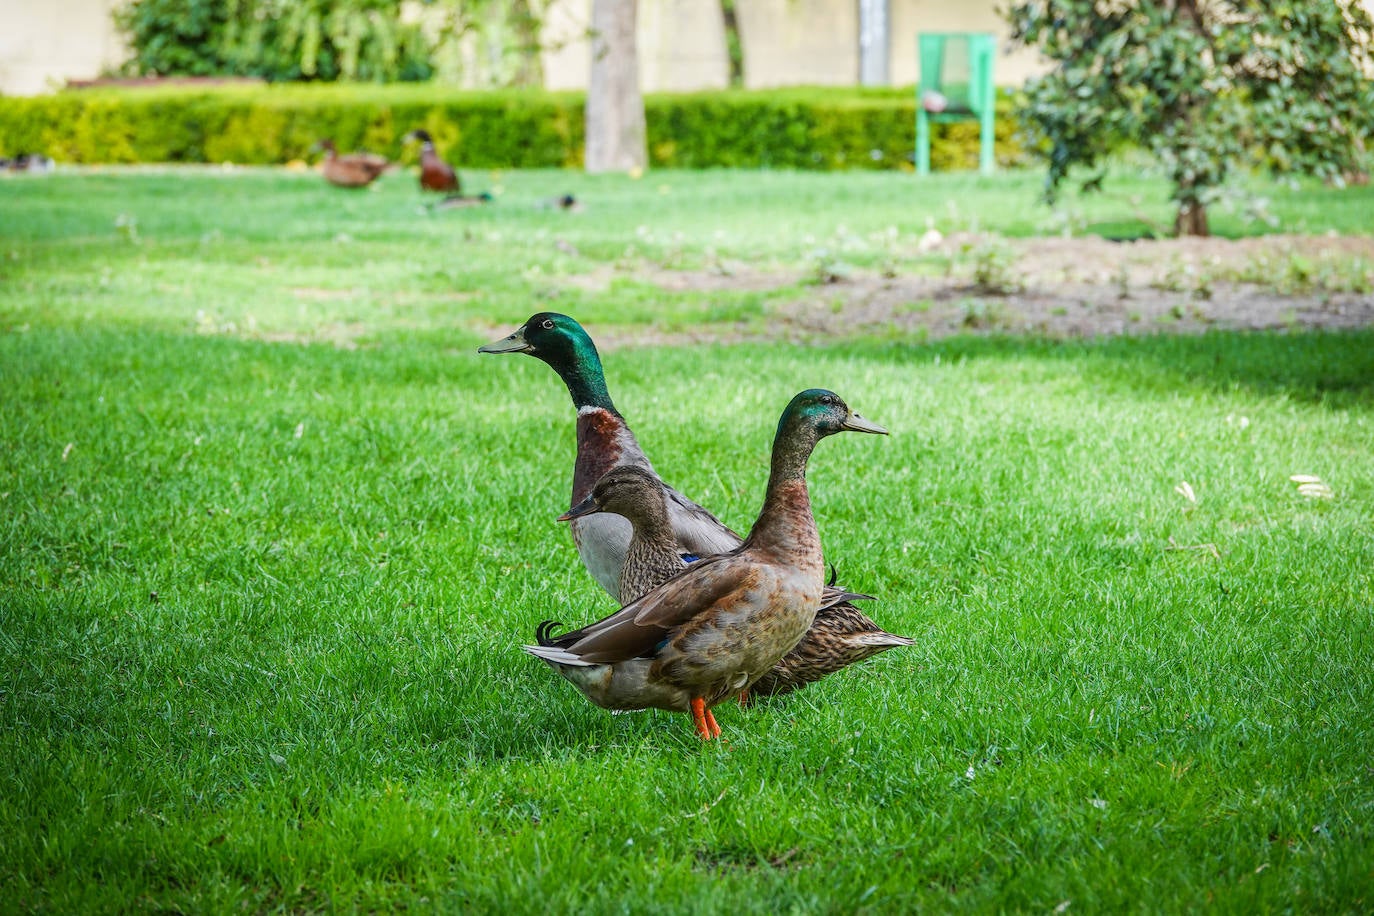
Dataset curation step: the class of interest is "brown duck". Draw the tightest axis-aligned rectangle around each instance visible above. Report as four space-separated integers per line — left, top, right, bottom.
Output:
402 129 460 193
480 313 913 697
552 465 894 699
556 466 695 605
525 390 888 740
312 139 389 188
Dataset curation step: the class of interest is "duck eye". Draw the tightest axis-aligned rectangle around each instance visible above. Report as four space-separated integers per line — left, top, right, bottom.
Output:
541 319 554 330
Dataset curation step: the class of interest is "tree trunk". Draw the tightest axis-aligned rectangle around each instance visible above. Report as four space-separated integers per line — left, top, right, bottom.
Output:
585 0 646 173
720 0 743 87
1174 199 1210 237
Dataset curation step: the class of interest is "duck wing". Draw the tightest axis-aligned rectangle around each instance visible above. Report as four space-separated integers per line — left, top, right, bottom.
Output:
659 481 864 608
546 554 747 665
662 483 744 557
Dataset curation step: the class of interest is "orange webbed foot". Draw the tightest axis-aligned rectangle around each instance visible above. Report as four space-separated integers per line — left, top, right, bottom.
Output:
690 697 714 740
703 706 722 739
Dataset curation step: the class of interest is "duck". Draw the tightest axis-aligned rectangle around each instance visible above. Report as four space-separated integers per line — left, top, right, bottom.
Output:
433 191 494 210
1 153 55 174
536 193 581 212
553 465 894 697
556 466 697 604
479 312 914 696
311 139 390 188
524 389 888 739
402 129 460 193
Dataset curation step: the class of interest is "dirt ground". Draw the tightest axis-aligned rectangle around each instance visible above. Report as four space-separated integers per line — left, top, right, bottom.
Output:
600 233 1374 346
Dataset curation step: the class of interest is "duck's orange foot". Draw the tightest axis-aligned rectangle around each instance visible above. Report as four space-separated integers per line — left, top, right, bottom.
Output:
704 706 722 739
737 690 750 709
690 698 724 741
690 697 713 740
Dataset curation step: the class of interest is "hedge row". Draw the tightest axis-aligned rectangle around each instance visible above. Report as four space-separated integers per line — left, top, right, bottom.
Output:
0 84 1022 171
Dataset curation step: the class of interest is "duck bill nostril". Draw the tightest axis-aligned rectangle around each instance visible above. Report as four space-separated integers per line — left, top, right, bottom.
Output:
557 496 601 522
477 331 531 354
841 413 888 435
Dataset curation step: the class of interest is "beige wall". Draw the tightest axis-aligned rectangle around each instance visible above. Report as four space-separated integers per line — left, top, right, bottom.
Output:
890 1 1045 86
1 0 1037 96
0 0 126 95
541 0 1041 92
542 0 729 92
737 0 858 88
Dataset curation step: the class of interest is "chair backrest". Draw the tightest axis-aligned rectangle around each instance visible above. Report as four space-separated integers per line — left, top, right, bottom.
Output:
918 33 995 117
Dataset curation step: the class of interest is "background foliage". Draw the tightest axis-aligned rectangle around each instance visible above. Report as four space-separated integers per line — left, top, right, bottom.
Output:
116 0 435 82
114 0 547 85
1007 0 1374 236
0 85 1022 171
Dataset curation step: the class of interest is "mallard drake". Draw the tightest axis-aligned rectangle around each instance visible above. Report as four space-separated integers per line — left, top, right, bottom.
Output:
479 312 914 696
311 139 390 188
402 129 460 193
525 390 888 739
479 313 740 590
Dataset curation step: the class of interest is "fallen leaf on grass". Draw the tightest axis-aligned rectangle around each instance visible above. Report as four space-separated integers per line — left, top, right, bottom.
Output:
1290 474 1333 499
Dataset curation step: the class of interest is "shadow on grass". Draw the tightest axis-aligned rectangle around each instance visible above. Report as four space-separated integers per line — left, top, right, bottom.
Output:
852 328 1374 408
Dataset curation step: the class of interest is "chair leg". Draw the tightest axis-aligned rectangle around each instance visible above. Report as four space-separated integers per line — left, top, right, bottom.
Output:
916 109 931 176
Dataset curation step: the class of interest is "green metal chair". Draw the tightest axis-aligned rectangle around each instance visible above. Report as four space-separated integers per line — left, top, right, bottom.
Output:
915 32 996 175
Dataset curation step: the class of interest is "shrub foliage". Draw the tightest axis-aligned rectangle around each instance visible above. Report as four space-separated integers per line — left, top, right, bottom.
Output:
0 85 1021 170
1007 0 1374 236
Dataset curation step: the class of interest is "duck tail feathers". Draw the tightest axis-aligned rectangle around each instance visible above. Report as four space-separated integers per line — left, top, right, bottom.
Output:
523 644 595 667
853 632 915 648
820 587 876 610
534 620 565 646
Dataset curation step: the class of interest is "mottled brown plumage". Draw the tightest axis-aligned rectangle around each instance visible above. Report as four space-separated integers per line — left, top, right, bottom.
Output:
524 390 888 740
558 467 688 604
553 466 912 701
749 601 912 696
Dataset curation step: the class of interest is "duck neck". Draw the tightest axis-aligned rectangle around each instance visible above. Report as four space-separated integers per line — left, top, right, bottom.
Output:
550 341 617 415
573 405 639 502
620 507 684 602
628 498 676 554
745 421 822 558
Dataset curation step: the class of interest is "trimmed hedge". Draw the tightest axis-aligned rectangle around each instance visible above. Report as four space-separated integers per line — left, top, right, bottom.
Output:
0 84 1022 171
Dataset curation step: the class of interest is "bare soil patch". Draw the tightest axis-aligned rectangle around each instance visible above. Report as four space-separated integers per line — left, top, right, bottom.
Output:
575 234 1374 348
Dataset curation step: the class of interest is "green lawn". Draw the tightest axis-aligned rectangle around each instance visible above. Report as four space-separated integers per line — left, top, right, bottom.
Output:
2 168 1372 912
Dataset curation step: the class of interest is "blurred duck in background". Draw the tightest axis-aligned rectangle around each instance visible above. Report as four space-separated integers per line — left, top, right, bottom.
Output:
402 129 459 193
310 139 389 188
1 153 55 174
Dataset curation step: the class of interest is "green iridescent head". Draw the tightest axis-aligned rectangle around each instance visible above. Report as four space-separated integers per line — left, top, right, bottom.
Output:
479 312 615 412
763 389 887 487
778 389 888 439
